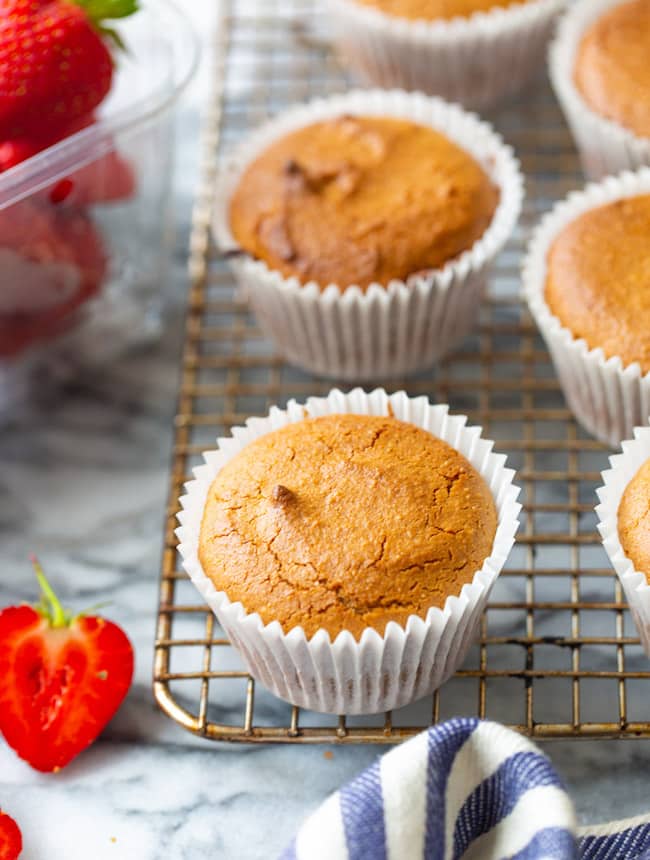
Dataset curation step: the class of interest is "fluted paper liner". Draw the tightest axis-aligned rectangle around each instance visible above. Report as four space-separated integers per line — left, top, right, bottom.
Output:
549 0 650 181
177 388 521 715
213 89 523 381
597 428 650 655
523 167 650 448
327 0 565 111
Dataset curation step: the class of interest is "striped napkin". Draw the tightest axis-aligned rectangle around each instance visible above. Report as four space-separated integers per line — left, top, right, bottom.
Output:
281 718 650 860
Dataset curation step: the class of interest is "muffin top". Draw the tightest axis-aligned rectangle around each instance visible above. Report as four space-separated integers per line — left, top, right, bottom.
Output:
618 457 650 577
229 115 498 291
199 413 498 639
574 0 650 138
352 0 530 21
545 194 650 374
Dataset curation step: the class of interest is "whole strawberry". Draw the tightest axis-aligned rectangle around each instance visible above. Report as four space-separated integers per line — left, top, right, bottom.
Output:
0 558 134 773
0 0 138 138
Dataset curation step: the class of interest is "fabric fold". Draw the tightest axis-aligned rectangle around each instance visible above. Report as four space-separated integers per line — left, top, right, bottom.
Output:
281 718 650 860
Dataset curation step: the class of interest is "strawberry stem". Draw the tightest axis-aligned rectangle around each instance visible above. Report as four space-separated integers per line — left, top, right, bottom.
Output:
30 555 69 629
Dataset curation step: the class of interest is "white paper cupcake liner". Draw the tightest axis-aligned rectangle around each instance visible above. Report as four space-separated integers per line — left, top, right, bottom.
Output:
523 167 650 448
326 0 566 111
597 427 650 655
549 0 650 181
213 89 523 381
177 387 521 715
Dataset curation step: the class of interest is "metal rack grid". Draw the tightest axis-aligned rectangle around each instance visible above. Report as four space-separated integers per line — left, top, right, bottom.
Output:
153 0 650 743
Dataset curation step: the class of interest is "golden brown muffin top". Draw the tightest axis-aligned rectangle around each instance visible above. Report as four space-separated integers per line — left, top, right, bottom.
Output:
199 413 497 639
545 195 650 374
353 0 529 20
229 116 498 291
618 457 650 577
574 0 650 138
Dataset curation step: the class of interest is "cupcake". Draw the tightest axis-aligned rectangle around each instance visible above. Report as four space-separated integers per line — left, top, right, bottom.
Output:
326 0 566 111
177 388 521 715
550 0 650 180
617 461 650 575
597 427 650 655
523 168 650 448
213 89 523 381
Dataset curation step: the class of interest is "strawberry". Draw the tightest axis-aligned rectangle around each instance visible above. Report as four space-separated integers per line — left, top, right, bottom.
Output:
0 0 139 138
48 148 136 205
0 112 92 171
0 138 40 171
0 559 133 773
0 112 137 204
0 200 107 356
0 810 21 860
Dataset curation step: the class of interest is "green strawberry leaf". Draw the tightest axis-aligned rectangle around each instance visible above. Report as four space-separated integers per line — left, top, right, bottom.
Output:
98 25 128 53
29 557 112 626
75 0 140 21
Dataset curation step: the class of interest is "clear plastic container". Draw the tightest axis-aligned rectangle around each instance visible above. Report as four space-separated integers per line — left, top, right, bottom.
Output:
0 0 199 415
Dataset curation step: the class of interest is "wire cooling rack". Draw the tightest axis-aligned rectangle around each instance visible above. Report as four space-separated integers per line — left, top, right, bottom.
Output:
154 0 650 743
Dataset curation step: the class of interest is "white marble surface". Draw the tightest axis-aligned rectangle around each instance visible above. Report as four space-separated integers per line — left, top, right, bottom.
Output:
2 2 650 859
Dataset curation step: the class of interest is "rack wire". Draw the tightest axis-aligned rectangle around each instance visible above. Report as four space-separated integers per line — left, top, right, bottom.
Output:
154 0 650 743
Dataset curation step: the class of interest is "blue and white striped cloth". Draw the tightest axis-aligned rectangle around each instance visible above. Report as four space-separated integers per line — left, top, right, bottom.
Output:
281 719 650 860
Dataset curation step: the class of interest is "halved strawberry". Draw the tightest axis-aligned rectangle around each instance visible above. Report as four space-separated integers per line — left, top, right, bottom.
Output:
0 810 22 860
0 559 134 773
